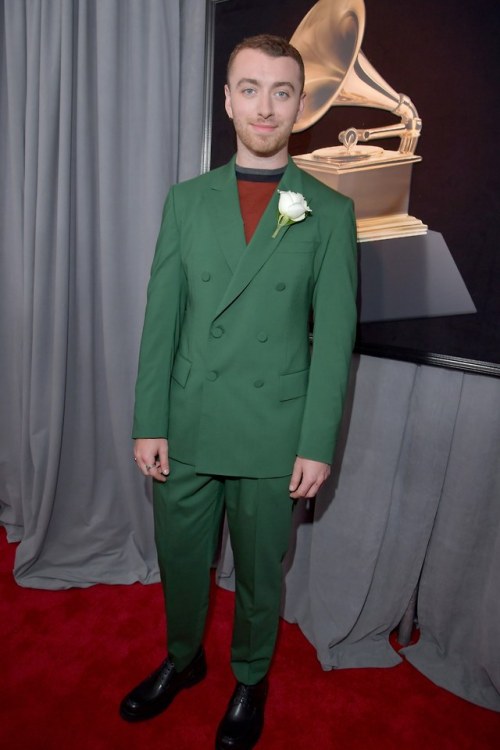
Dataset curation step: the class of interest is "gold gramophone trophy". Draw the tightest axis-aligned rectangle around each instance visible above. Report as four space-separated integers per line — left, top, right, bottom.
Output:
291 0 426 242
289 0 475 321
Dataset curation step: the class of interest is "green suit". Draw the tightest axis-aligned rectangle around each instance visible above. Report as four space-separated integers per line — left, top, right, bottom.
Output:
133 156 357 682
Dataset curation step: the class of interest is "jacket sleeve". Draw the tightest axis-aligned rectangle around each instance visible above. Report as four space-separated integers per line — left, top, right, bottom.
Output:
297 197 358 463
132 187 186 438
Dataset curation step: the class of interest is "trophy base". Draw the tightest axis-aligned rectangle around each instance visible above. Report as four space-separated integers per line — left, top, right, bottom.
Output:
293 149 426 242
357 214 427 242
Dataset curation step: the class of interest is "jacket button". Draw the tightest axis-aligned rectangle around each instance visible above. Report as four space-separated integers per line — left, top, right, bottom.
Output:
253 379 264 388
201 271 211 282
275 282 286 291
207 370 218 381
211 325 224 338
257 331 268 343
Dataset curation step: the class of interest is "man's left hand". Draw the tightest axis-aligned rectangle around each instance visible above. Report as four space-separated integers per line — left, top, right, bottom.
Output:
289 457 331 499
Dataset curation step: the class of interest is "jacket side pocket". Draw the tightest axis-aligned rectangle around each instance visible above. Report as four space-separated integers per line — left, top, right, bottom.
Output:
171 352 192 388
279 368 309 401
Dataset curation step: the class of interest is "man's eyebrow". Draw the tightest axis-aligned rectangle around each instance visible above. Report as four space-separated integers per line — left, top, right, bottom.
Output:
274 81 296 91
235 78 259 87
235 77 296 92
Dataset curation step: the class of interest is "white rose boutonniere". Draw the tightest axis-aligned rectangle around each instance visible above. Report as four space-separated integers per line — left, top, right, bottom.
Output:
272 190 312 239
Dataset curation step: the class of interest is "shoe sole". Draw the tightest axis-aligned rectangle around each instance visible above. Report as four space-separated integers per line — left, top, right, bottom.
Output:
215 720 263 749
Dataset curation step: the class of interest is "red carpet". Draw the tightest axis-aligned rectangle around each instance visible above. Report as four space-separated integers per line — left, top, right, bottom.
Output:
1 528 499 750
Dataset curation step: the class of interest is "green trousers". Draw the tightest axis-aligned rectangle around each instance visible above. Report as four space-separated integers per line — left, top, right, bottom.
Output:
153 458 294 685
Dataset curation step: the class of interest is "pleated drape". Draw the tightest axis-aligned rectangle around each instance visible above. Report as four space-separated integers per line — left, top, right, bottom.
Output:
0 0 207 587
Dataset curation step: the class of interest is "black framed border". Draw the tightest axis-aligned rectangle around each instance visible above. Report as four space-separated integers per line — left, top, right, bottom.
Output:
202 0 500 378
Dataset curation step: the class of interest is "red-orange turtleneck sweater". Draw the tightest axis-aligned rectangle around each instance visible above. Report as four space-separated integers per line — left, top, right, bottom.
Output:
235 165 285 243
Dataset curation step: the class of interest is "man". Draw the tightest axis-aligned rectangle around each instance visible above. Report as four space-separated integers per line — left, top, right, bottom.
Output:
120 35 357 750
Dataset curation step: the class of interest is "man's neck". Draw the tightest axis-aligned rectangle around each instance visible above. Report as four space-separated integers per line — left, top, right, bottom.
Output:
235 144 289 170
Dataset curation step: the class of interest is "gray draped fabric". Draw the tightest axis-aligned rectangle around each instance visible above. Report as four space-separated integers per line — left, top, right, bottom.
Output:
218 356 500 712
401 372 500 711
0 0 207 586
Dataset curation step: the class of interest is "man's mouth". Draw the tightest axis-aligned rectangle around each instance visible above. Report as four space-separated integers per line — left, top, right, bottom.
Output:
251 122 277 133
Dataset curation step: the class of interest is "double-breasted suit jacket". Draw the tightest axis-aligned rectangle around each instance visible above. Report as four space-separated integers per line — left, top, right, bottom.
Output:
133 157 358 478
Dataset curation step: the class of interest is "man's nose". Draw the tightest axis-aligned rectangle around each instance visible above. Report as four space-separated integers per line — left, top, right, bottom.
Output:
257 92 274 119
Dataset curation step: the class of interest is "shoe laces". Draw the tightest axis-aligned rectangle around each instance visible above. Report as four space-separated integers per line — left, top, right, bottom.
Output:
232 682 264 707
157 658 176 686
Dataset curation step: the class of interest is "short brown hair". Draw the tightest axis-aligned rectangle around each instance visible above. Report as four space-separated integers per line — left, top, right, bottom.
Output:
227 34 305 92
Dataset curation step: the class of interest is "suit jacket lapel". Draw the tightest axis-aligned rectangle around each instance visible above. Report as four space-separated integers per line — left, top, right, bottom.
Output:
212 158 307 321
205 158 246 274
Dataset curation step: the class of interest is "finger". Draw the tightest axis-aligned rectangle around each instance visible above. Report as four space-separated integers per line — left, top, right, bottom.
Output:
149 464 168 483
159 442 169 477
138 452 157 476
289 463 302 493
290 481 311 499
304 480 321 499
290 477 308 499
300 472 330 499
291 473 323 499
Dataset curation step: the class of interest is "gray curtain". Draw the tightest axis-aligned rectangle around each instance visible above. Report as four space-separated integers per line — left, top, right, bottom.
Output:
218 355 500 712
401 371 500 712
0 0 207 586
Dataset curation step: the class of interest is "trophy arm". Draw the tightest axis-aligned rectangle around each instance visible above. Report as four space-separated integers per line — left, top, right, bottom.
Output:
339 93 422 155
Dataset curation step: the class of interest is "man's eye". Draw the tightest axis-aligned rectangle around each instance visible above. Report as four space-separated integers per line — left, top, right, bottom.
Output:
275 90 290 99
242 88 256 96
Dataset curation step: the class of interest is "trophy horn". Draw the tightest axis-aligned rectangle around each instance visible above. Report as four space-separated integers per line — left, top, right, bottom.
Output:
290 0 421 154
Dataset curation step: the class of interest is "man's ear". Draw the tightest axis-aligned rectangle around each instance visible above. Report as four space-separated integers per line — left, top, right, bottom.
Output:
294 91 306 125
224 84 233 119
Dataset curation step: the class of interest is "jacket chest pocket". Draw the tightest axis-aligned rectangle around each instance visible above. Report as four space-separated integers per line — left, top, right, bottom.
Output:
271 241 317 283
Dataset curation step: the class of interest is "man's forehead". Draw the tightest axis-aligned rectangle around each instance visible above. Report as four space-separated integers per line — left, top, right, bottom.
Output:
228 48 301 83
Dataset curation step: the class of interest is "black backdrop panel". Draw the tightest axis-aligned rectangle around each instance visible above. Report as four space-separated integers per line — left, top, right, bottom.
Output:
210 0 500 373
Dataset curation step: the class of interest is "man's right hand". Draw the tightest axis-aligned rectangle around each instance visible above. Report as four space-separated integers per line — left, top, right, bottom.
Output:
134 438 169 482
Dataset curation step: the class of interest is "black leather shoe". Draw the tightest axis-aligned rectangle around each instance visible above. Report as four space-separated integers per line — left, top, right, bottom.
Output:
215 679 268 749
119 647 206 722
